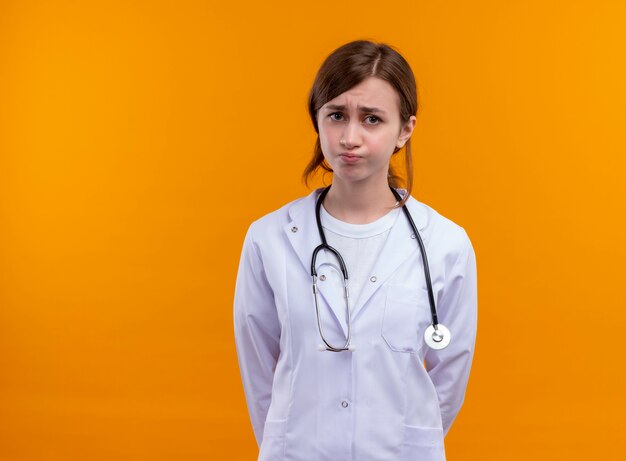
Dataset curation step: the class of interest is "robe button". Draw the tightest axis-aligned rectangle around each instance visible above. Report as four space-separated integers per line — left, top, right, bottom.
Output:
410 233 416 239
319 275 326 281
291 226 298 233
370 276 377 283
341 401 349 408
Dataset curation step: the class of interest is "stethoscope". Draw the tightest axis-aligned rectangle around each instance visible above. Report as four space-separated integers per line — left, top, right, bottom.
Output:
311 185 451 353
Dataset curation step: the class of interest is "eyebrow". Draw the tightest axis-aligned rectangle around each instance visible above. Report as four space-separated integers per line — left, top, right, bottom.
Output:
323 104 388 115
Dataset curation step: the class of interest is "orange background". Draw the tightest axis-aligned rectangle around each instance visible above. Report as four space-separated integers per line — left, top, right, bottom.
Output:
1 1 625 460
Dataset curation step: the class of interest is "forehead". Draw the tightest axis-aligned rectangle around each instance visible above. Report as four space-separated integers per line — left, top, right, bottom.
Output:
321 77 400 113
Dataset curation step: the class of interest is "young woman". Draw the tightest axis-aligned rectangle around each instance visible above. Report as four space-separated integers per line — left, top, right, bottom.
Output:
234 40 477 461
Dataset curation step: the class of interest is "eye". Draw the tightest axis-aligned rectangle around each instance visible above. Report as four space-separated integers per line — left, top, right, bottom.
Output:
329 112 344 121
365 115 381 124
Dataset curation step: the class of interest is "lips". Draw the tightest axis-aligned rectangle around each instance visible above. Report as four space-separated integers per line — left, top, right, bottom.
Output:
339 153 362 164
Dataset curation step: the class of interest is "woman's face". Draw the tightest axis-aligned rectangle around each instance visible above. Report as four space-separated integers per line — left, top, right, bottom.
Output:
317 76 416 187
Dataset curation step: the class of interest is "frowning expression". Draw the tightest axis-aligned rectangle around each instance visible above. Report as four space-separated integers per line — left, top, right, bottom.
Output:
317 76 415 186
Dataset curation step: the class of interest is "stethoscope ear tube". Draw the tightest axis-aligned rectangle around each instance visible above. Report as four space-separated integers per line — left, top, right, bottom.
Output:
311 236 352 352
311 243 348 279
318 344 356 352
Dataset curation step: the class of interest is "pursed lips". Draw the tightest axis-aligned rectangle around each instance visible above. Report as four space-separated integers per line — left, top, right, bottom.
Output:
339 152 362 164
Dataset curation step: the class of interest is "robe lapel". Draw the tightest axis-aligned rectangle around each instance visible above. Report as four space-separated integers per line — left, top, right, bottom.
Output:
283 189 349 337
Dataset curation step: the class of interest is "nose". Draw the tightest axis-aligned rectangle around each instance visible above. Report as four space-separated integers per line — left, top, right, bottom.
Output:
340 120 362 149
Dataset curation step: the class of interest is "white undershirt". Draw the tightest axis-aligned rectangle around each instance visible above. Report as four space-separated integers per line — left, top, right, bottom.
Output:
320 205 401 308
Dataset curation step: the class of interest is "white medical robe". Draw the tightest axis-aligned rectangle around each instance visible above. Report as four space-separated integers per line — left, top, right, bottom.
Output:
234 188 478 461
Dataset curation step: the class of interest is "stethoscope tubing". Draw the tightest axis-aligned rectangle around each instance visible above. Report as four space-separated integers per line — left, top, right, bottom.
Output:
311 185 445 352
312 186 352 351
389 187 439 327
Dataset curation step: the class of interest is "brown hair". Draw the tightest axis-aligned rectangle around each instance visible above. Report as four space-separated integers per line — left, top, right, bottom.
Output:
303 40 419 207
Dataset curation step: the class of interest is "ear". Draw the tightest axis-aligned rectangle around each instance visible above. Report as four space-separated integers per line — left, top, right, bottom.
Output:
396 115 417 150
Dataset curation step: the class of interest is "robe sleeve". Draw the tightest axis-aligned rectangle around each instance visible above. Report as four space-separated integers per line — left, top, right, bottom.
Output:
233 222 281 447
424 229 478 437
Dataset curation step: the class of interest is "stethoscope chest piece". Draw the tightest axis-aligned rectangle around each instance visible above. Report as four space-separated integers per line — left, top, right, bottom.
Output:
424 324 451 350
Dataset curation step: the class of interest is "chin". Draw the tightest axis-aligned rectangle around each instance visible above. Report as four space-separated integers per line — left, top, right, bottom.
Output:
332 173 375 185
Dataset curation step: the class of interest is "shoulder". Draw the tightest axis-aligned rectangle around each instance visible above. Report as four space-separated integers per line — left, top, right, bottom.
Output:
406 194 473 257
245 189 319 242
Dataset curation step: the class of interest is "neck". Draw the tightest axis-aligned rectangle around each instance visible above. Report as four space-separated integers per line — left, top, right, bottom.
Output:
324 177 398 224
